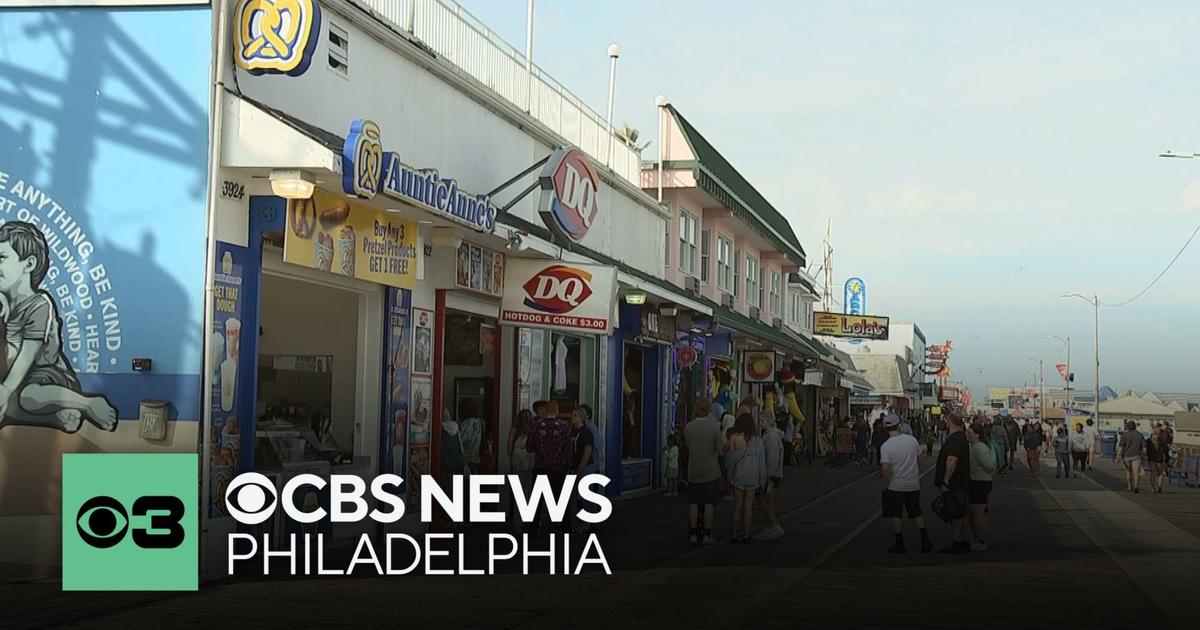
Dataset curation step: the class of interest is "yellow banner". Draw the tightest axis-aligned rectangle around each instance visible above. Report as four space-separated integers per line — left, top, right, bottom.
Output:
285 190 418 289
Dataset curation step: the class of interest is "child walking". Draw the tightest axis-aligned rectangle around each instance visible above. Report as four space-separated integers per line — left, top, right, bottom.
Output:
664 434 680 496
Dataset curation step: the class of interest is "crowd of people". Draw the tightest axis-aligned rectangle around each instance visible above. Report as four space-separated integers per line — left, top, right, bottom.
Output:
502 400 600 535
499 391 1178 551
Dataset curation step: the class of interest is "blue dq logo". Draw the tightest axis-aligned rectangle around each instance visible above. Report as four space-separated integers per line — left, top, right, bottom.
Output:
343 119 384 200
234 0 322 77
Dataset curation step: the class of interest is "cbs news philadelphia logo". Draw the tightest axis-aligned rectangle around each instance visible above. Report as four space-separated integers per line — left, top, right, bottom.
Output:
62 454 198 591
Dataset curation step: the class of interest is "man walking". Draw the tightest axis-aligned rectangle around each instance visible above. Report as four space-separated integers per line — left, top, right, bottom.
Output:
526 400 571 533
880 414 933 553
684 398 724 544
1117 420 1147 493
936 414 972 553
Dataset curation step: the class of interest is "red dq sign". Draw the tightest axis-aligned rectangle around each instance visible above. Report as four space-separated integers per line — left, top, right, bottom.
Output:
522 265 595 314
539 147 601 242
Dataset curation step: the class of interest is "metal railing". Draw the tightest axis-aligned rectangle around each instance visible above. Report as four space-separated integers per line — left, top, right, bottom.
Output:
360 0 641 184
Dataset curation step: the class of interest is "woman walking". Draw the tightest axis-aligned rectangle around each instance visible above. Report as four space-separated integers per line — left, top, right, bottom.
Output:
1147 426 1167 494
507 409 536 528
967 424 996 551
1052 427 1071 478
1069 423 1090 477
1023 423 1043 476
755 410 785 540
727 413 766 543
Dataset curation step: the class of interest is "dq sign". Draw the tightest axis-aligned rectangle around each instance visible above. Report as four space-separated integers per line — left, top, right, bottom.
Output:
539 147 601 243
522 265 595 314
501 259 617 334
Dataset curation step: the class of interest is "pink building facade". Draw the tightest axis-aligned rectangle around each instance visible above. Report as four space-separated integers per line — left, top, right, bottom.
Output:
642 105 856 454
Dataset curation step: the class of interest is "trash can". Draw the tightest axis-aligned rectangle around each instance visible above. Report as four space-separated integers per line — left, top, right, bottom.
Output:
1100 430 1118 458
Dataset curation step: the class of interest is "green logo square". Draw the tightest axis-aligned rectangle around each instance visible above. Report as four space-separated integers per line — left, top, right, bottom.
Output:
62 453 198 591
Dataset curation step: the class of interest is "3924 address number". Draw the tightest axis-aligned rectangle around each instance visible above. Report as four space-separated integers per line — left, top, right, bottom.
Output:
221 180 246 201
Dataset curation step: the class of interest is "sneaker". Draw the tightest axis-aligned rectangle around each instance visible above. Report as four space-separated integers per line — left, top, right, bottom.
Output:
971 541 989 552
701 535 716 545
887 541 907 554
754 525 785 541
940 542 970 554
689 531 699 545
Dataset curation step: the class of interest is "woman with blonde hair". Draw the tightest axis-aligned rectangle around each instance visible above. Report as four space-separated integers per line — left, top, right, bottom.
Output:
727 413 766 543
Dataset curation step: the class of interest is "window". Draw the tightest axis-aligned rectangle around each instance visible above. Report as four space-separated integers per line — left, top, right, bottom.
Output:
717 236 733 292
678 211 697 276
700 229 711 284
788 291 800 325
803 302 813 330
746 256 760 307
770 271 782 316
733 250 741 299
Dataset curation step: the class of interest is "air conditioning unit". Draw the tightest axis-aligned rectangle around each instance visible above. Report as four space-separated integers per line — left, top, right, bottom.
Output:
685 276 700 295
721 293 734 308
749 306 760 320
772 317 783 330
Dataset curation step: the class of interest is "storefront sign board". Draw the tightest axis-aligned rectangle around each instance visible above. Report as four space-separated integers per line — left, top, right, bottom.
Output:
284 190 419 289
455 242 504 297
813 311 890 340
742 350 776 383
499 260 617 334
341 119 498 233
538 147 601 243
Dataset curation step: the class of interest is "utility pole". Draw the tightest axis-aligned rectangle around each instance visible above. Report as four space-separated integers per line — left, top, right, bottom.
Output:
525 0 535 113
1092 294 1100 425
1066 337 1072 426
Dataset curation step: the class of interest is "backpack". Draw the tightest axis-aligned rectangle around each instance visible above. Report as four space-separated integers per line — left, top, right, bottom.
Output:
512 434 535 472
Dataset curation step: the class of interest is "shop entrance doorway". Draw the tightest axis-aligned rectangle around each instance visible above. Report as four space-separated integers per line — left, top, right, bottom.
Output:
441 311 499 474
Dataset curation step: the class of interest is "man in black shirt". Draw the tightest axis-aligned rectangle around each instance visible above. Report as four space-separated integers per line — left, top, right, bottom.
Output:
935 413 971 554
568 408 595 533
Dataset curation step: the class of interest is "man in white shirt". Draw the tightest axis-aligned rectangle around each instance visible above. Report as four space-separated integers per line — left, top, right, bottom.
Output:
879 414 932 554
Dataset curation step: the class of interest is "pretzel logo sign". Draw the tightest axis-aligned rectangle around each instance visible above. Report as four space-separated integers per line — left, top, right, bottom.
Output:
234 0 322 77
344 120 384 199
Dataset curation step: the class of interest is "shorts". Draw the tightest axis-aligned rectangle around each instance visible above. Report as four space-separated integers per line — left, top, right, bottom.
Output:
756 477 780 496
942 488 969 519
687 479 720 506
666 466 679 480
881 489 922 518
968 480 992 505
1122 457 1142 470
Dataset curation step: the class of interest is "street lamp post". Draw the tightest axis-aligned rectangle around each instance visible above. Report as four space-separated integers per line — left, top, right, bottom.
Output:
1063 293 1100 427
1048 333 1071 426
1027 357 1044 421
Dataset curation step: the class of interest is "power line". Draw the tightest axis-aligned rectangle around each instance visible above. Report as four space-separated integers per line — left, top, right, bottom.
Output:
1102 217 1200 307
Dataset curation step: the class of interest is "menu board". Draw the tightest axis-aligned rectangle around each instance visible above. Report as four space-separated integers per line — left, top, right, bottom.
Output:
285 190 419 289
455 242 504 297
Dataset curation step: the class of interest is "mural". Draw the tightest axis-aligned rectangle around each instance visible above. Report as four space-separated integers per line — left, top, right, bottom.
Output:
0 5 211 572
0 221 118 432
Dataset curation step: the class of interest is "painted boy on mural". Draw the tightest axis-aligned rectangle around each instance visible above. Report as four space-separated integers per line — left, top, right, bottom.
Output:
0 221 117 433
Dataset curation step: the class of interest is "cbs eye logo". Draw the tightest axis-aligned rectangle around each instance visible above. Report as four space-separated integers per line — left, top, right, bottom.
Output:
223 472 279 524
75 495 186 549
62 453 198 591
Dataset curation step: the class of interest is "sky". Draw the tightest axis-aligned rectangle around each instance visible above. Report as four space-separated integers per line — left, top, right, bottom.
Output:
459 0 1200 398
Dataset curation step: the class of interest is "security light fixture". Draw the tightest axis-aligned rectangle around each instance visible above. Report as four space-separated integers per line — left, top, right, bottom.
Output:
269 169 315 199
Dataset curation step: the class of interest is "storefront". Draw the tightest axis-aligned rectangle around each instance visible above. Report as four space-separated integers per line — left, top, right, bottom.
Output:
207 185 419 561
